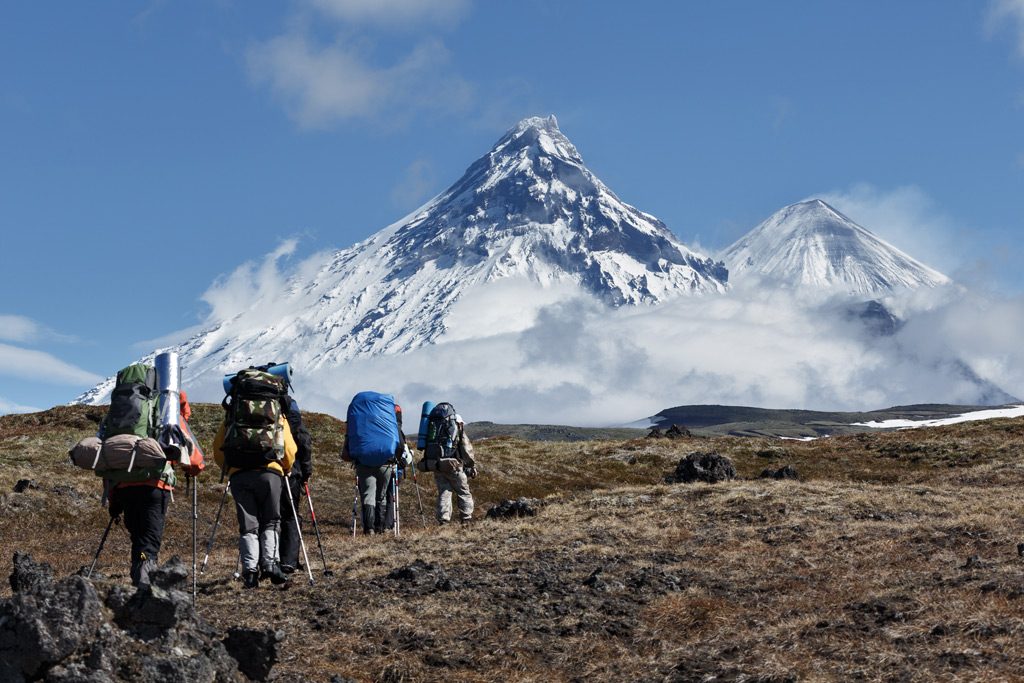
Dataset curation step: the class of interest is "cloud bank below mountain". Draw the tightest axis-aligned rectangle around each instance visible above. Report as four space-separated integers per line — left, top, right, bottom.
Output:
196 245 1023 427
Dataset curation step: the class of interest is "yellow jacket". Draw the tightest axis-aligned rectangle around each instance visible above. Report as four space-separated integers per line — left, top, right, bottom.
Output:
213 416 297 478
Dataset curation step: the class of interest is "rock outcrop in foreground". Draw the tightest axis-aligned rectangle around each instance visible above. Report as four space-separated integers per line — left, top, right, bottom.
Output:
0 551 281 682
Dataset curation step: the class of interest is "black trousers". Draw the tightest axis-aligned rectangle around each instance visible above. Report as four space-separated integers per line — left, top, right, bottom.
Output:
279 474 305 568
118 485 170 564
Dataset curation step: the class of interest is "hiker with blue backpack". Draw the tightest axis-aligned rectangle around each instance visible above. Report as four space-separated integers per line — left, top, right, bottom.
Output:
417 402 477 526
340 392 407 536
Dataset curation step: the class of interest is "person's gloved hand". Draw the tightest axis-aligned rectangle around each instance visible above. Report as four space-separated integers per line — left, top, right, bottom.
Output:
467 467 477 479
109 498 123 519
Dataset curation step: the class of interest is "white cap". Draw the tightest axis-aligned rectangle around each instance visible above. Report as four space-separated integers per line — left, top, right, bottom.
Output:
454 414 464 424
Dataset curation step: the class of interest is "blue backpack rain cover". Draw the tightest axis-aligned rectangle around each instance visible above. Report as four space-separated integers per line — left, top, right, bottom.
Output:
346 391 400 467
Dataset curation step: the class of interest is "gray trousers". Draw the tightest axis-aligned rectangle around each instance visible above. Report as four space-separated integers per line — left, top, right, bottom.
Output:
434 469 473 523
231 469 283 572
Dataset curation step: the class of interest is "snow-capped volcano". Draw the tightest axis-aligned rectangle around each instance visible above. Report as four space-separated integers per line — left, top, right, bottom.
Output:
76 115 726 405
722 199 951 295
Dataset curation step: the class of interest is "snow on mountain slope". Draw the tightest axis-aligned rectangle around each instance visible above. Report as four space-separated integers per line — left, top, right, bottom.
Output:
723 199 951 296
75 115 727 405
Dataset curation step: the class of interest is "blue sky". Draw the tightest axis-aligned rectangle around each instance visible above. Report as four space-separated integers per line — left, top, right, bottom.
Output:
2 0 1024 415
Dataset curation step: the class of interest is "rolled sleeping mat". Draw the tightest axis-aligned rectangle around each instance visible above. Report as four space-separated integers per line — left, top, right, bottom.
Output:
417 400 435 450
222 362 293 394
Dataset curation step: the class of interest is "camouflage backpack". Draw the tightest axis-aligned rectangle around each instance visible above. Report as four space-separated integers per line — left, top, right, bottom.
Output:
221 368 289 470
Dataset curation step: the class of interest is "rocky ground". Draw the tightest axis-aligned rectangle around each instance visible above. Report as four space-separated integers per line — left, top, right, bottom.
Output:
3 405 1024 681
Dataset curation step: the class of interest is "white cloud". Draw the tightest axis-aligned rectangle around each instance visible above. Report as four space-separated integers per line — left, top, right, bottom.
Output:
199 239 306 323
0 343 103 386
987 0 1024 57
0 396 41 416
0 315 43 343
247 32 472 129
306 0 471 29
246 0 474 129
281 274 1024 428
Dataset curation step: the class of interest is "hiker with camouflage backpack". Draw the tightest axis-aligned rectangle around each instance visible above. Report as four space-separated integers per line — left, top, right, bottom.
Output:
213 368 297 588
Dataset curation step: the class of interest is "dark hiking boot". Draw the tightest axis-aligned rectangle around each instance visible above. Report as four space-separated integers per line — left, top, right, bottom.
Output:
242 570 259 589
130 558 157 588
261 563 288 585
362 505 377 536
280 564 296 574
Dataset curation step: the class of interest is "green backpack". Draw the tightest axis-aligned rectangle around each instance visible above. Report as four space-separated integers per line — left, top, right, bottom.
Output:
102 364 160 439
221 368 289 470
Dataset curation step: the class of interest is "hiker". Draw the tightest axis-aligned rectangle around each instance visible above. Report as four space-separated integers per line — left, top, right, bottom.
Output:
96 367 204 587
214 368 298 588
340 392 405 535
279 397 313 573
418 403 477 525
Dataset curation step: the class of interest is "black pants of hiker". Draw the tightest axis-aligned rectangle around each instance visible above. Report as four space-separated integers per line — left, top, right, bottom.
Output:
279 473 305 569
117 485 169 586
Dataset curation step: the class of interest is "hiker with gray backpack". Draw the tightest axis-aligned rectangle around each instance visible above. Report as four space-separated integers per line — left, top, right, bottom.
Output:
213 367 297 588
416 402 477 526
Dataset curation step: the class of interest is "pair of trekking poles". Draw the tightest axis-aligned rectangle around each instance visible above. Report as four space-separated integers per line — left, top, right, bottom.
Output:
87 475 201 607
350 464 428 536
200 476 328 586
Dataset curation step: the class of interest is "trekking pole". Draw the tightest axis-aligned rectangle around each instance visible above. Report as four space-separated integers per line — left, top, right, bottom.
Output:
351 474 359 537
191 475 198 606
411 468 427 528
393 474 400 537
200 482 230 574
283 475 314 586
304 482 332 576
87 514 117 579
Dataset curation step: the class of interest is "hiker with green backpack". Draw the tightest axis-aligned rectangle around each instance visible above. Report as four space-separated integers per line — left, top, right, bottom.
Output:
213 367 297 588
70 360 205 587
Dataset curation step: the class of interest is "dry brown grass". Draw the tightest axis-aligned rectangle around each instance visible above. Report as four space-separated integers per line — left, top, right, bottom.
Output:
3 406 1024 681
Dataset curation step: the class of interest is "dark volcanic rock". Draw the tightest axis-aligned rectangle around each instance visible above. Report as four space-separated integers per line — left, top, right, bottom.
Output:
665 451 737 484
486 497 543 519
386 559 463 592
0 568 104 680
223 626 284 681
10 550 56 594
646 424 692 439
1 552 241 683
13 479 40 493
759 465 800 480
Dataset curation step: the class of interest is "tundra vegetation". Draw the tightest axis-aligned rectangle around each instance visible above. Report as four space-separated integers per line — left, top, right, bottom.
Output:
2 404 1024 681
